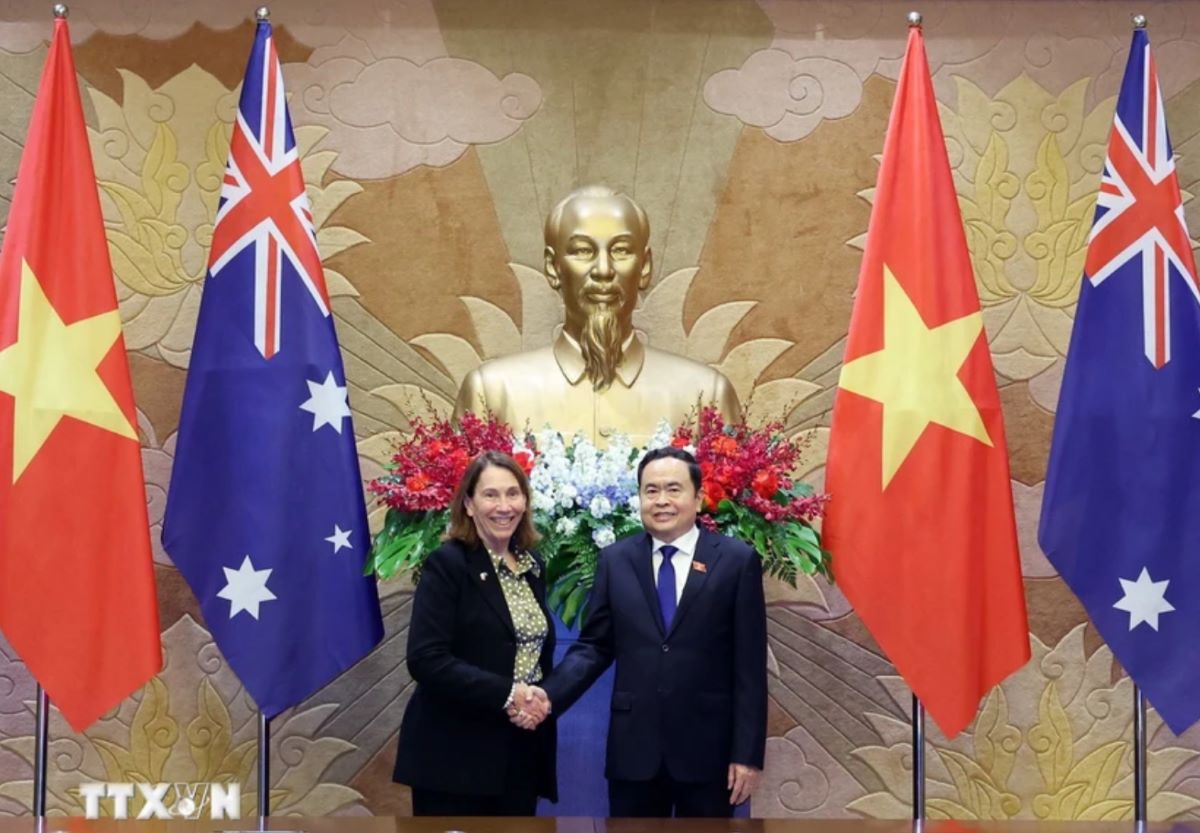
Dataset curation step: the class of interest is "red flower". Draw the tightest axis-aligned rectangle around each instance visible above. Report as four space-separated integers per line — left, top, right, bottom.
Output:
711 435 738 457
671 435 691 449
713 463 737 488
405 473 431 492
513 448 535 475
448 447 469 471
751 469 780 500
369 412 524 512
702 479 727 511
673 405 828 526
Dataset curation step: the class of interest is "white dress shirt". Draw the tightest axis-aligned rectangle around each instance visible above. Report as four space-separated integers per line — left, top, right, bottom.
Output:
651 525 700 604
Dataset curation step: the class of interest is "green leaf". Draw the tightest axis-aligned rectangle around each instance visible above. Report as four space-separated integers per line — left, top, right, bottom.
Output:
785 482 815 498
794 524 820 546
547 576 572 611
562 585 589 629
752 528 769 558
367 508 449 580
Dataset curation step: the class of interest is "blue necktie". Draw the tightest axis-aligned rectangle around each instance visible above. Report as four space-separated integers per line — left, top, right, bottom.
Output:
657 545 678 630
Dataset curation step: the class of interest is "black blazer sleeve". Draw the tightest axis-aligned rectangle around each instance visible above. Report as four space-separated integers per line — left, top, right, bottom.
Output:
731 548 768 768
405 546 513 712
541 547 616 713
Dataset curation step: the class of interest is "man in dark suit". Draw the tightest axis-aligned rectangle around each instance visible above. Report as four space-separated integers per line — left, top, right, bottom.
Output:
536 446 767 817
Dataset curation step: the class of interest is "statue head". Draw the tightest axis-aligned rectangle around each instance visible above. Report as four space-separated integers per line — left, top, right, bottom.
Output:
544 185 652 390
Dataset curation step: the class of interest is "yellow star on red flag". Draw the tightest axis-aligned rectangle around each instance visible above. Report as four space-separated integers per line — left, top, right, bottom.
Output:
0 260 136 482
837 264 992 489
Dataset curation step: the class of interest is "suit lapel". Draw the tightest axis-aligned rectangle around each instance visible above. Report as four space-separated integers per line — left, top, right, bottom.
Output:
526 558 553 629
524 555 554 671
526 559 548 614
632 534 667 636
667 529 723 637
465 545 515 636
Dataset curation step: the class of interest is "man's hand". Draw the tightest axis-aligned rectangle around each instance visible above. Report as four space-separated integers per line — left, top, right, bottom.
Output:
507 684 552 730
727 763 760 805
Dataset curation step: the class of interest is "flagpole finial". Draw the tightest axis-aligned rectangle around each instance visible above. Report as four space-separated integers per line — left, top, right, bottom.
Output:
1132 14 1147 29
255 5 270 20
907 11 922 27
52 3 68 18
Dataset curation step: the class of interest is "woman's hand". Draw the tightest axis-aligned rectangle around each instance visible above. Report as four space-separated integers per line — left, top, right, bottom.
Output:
506 683 552 730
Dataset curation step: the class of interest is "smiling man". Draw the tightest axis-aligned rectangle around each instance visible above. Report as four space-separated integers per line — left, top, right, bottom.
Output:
537 447 768 817
453 186 740 445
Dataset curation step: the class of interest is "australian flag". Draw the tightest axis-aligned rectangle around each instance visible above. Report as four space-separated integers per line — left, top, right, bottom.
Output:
163 19 383 717
1039 27 1200 734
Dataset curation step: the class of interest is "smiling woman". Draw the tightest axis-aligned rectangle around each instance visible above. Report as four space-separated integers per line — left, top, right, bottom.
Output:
466 465 527 550
392 450 558 817
449 451 541 556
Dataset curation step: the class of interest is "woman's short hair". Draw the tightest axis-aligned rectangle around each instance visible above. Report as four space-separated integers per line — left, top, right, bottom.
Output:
445 450 541 552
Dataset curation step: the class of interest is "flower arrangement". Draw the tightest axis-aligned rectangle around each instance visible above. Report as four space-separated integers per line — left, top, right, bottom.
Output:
366 411 534 579
674 407 828 580
367 407 830 628
528 427 648 625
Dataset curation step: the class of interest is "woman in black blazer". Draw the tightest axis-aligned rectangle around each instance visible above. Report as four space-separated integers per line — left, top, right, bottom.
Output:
393 450 556 816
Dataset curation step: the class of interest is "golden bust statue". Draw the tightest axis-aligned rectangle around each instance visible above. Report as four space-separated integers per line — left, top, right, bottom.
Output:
454 186 740 444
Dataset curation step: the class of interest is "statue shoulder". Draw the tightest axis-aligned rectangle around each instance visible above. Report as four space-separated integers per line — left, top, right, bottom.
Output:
454 345 560 419
641 344 742 420
642 344 729 381
472 345 558 379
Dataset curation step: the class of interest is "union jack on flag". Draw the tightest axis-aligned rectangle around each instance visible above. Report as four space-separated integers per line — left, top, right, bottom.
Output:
163 18 383 717
208 21 328 359
1084 27 1199 367
1040 27 1200 734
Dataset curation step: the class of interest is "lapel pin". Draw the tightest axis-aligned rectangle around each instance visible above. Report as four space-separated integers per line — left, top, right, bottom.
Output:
692 561 707 573
480 572 489 581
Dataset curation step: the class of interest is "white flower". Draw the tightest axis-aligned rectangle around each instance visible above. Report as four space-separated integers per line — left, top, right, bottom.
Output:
593 526 616 548
626 494 641 514
556 516 580 536
558 482 579 508
526 433 644 517
647 418 674 450
589 495 613 519
536 428 565 452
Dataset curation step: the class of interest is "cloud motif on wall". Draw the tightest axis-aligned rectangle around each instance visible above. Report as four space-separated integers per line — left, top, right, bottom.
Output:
287 36 541 179
755 726 864 818
0 0 446 56
704 50 861 142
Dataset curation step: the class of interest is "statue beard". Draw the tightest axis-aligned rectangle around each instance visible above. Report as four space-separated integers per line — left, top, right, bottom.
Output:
579 291 627 392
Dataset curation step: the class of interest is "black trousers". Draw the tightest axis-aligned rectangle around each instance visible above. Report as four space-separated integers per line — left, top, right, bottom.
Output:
411 786 537 817
608 767 732 818
411 724 543 817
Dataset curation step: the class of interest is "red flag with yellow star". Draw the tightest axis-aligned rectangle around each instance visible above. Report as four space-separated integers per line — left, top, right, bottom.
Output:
823 24 1029 738
0 16 161 731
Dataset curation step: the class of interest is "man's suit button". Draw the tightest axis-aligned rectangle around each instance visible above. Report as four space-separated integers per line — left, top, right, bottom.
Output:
661 643 670 652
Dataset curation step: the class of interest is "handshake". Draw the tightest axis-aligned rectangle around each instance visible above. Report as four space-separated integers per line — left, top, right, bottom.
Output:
506 683 552 730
